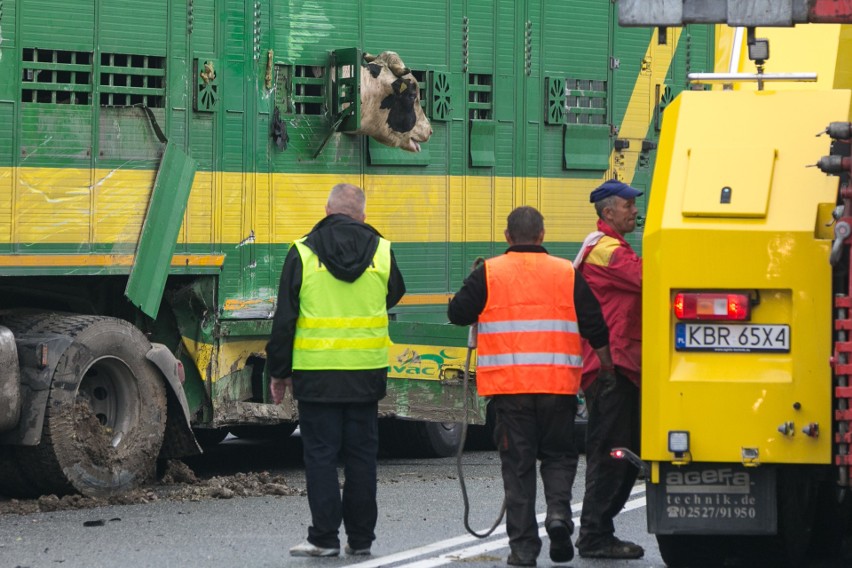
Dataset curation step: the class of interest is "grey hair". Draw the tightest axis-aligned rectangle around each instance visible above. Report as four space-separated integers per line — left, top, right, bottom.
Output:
506 206 545 244
327 183 366 220
594 196 617 219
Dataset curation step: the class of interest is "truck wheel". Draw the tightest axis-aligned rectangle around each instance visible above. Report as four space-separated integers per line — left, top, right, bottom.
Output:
379 418 462 458
16 316 167 497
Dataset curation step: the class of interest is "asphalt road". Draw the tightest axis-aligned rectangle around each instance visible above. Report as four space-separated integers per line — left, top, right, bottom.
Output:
0 434 848 568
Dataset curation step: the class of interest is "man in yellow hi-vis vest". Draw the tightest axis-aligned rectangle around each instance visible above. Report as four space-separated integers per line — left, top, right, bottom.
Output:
266 183 406 558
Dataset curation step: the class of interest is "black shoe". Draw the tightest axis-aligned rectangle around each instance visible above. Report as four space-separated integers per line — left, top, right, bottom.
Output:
545 519 574 563
578 536 644 559
507 551 537 567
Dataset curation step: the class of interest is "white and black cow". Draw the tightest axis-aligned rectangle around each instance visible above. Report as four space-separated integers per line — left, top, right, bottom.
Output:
354 51 432 153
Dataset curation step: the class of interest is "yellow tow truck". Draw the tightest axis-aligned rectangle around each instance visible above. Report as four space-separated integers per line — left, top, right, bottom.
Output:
618 0 852 565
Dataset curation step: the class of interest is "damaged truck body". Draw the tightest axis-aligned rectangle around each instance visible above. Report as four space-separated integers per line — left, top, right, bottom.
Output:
0 0 712 496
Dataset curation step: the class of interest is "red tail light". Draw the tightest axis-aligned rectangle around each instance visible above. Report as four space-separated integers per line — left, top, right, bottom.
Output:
674 292 750 321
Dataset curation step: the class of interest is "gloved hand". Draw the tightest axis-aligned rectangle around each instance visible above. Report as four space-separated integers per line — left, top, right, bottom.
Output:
597 367 617 398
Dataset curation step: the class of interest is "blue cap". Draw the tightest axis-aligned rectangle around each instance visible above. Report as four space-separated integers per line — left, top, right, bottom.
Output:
589 179 643 203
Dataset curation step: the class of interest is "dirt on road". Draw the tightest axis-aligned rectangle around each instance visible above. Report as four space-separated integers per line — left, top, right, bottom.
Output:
0 459 304 516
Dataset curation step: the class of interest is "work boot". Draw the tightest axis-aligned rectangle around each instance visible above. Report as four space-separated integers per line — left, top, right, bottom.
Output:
578 536 644 559
289 540 340 557
345 544 372 556
506 550 537 567
545 519 574 563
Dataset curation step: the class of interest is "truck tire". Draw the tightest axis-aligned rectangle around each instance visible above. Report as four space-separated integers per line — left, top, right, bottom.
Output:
12 315 167 497
379 418 463 458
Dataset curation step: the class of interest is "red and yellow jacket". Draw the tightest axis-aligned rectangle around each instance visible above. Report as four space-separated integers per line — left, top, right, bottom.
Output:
575 219 642 389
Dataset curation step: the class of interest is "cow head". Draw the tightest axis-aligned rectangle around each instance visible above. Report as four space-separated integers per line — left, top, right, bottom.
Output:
355 51 432 153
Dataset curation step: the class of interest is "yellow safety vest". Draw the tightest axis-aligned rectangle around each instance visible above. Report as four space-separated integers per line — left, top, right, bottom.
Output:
292 237 392 370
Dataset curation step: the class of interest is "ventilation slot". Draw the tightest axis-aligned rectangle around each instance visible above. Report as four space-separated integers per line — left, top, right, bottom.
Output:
21 49 92 105
100 53 166 108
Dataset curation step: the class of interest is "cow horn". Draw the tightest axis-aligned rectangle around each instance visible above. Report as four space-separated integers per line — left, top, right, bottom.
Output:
363 53 376 63
389 63 410 77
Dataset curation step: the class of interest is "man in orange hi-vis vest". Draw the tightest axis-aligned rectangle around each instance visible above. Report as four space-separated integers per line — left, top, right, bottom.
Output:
448 206 614 567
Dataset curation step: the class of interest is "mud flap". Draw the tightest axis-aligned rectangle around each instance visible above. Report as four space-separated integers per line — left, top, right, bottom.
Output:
648 462 777 535
125 143 197 319
146 343 202 457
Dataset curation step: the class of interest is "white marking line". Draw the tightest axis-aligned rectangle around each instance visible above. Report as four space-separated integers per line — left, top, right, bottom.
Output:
350 485 646 568
398 496 647 568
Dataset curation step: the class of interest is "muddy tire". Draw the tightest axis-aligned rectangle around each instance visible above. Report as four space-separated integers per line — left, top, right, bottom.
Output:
12 315 167 497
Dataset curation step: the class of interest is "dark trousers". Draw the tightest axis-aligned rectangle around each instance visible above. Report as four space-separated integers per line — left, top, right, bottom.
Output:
577 372 640 549
297 400 379 550
492 394 579 558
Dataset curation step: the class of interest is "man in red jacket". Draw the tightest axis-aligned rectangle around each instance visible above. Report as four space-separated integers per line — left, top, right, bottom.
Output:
573 179 644 559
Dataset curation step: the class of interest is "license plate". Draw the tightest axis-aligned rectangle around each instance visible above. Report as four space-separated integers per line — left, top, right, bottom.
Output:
675 323 790 353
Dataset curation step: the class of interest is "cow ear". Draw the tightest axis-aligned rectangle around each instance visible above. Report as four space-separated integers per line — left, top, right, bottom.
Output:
367 63 382 79
363 52 376 63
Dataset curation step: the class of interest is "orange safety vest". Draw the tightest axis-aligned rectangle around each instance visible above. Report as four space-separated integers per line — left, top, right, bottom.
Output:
476 252 583 396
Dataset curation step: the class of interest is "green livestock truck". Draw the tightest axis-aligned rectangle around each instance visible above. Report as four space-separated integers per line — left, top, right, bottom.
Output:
0 0 713 497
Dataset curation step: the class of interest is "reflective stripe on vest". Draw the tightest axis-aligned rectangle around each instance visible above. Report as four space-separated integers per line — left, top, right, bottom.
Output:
292 237 391 370
476 252 582 396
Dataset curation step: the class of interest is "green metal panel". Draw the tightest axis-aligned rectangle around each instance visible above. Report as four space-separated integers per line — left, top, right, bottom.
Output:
466 0 495 70
194 58 220 112
125 143 197 318
564 123 610 171
21 0 94 51
611 26 653 133
428 70 452 121
99 0 168 55
0 0 16 104
545 77 565 125
99 107 165 166
332 47 361 132
19 106 92 168
363 0 449 67
469 119 495 167
270 0 359 64
546 0 609 75
368 138 430 166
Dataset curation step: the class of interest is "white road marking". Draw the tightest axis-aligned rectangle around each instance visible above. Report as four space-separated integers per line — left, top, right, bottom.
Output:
350 485 646 568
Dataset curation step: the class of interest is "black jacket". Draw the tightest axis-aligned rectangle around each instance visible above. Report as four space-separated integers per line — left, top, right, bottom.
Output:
265 214 406 403
447 245 609 349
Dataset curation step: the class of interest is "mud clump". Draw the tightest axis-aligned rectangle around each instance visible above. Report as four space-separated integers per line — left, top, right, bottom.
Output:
0 460 304 516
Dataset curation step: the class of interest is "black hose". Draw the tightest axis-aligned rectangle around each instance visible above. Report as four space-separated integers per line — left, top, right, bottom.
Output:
456 255 506 538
